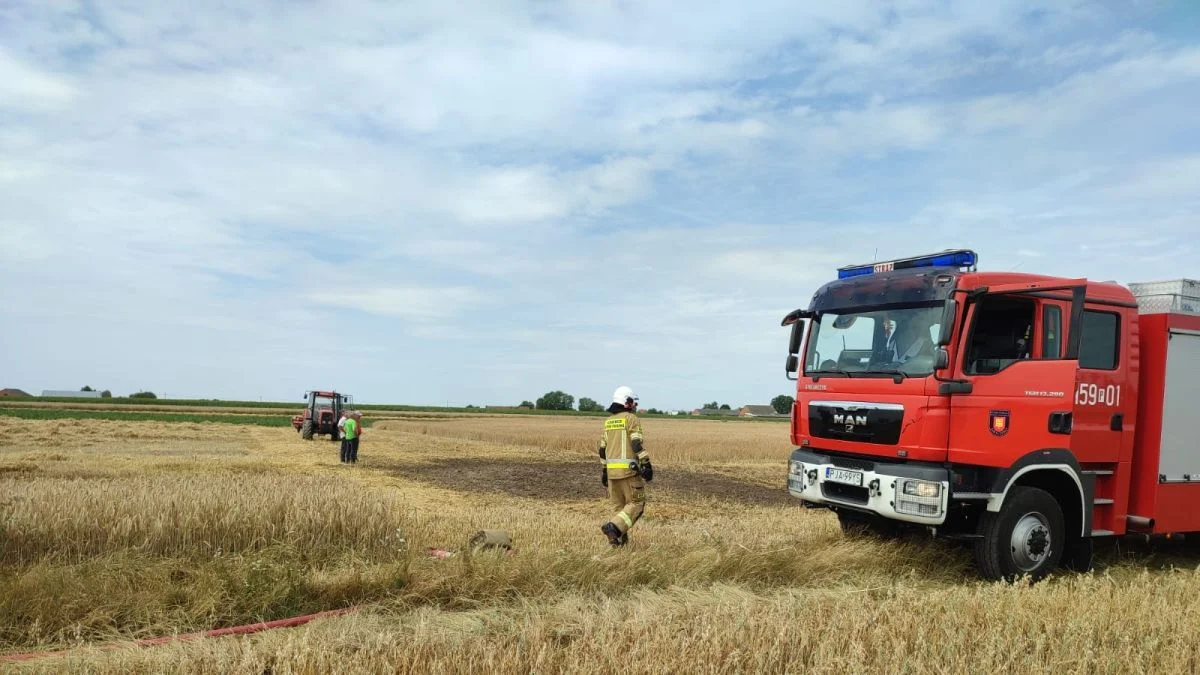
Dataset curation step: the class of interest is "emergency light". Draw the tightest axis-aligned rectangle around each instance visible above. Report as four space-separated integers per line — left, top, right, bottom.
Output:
837 249 978 280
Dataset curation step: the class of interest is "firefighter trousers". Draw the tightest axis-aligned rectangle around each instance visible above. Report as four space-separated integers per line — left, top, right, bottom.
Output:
607 475 646 534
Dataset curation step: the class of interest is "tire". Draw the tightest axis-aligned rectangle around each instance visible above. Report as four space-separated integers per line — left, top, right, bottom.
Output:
837 510 904 539
301 419 314 440
974 486 1064 581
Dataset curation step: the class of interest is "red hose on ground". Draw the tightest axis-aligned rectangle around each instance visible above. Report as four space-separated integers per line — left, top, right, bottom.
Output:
1 606 362 663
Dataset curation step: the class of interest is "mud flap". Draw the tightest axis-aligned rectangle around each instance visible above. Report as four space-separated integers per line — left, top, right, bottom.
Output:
1062 535 1094 573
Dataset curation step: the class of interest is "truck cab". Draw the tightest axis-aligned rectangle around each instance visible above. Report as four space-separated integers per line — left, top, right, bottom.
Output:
783 250 1155 580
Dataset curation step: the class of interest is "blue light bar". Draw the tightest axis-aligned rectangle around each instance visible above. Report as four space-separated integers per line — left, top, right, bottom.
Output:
837 249 977 280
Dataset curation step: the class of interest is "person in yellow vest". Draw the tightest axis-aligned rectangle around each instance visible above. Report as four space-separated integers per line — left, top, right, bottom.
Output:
599 386 653 547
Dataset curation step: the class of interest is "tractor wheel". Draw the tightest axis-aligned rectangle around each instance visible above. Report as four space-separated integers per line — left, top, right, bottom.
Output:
301 420 314 440
974 486 1064 582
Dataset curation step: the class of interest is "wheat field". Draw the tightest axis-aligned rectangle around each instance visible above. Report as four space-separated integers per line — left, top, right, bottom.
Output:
2 413 1200 673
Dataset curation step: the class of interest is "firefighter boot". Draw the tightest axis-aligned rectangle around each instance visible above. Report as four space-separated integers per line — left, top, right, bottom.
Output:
601 522 623 547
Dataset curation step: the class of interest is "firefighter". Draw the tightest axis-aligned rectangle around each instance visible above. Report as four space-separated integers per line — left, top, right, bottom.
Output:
599 386 653 547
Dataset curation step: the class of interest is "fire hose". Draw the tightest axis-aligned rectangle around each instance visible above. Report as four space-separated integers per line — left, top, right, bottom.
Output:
1 605 362 664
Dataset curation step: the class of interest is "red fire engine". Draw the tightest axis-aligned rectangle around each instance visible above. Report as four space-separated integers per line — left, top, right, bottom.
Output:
782 250 1199 580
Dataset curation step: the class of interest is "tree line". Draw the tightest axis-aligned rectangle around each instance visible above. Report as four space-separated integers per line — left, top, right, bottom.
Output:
79 386 157 399
523 391 796 415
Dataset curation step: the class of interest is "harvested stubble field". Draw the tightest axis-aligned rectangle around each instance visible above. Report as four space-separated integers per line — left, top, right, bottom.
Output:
3 414 1200 673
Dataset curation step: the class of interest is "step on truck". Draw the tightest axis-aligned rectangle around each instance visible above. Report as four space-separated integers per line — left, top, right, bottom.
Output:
781 250 1199 580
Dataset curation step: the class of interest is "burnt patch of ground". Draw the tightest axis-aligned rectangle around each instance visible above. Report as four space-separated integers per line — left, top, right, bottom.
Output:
386 458 794 507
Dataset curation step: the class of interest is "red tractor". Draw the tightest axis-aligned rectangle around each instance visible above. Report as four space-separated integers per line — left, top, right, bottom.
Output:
292 390 351 440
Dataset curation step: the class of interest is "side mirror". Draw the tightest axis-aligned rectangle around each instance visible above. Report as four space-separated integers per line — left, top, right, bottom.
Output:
934 347 949 370
786 354 800 380
788 321 804 356
936 299 957 346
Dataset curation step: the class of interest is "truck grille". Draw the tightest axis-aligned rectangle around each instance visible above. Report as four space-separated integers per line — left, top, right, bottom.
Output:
808 401 903 445
830 456 876 472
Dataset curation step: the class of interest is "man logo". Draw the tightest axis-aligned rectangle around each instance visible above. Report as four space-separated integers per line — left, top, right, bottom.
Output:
832 413 868 426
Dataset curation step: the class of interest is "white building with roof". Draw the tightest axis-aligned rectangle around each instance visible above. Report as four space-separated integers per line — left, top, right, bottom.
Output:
41 390 103 398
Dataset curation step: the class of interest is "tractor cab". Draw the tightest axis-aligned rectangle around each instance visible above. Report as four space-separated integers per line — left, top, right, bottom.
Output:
293 390 352 440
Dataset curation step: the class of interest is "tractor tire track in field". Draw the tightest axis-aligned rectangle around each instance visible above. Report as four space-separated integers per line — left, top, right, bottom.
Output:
385 458 794 507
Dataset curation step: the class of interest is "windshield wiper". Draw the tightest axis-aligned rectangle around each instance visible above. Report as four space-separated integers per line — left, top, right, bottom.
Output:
810 368 855 380
867 366 908 383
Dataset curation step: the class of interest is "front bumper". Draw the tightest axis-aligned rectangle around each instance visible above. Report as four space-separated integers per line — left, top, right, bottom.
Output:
787 448 950 526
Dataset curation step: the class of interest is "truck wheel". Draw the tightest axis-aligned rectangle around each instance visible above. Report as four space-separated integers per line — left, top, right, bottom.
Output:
974 486 1064 581
301 420 314 440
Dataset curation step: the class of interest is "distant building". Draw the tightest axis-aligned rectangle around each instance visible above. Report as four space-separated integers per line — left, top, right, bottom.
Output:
692 408 739 416
739 405 786 418
41 390 103 398
0 388 31 398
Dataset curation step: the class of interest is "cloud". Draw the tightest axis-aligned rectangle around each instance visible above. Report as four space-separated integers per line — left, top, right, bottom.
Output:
1108 155 1200 201
309 287 482 321
962 45 1200 134
1 0 1197 407
0 49 76 108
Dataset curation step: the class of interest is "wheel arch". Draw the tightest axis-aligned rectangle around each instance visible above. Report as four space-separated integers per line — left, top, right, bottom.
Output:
985 449 1089 538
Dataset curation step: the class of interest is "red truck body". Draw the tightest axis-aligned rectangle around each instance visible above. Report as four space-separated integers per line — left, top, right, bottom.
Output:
1129 310 1200 533
783 251 1199 578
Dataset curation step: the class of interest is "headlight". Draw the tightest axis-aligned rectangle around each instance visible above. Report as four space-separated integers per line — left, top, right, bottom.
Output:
789 460 804 476
902 480 941 498
896 479 944 517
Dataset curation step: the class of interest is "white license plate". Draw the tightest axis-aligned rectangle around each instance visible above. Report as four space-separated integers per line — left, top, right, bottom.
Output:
825 467 863 487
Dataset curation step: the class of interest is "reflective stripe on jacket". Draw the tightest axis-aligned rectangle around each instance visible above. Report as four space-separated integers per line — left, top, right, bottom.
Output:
600 411 645 480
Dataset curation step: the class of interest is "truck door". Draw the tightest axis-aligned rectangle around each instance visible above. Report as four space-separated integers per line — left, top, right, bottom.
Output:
948 294 1076 470
1069 308 1131 466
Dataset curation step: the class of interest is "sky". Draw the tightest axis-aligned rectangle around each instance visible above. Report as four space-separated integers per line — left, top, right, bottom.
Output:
1 1 1198 409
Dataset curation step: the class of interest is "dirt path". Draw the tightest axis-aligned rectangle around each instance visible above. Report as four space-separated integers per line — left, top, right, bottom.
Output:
382 456 794 507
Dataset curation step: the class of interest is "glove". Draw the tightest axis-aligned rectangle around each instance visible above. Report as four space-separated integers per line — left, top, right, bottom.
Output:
639 459 654 482
601 469 608 487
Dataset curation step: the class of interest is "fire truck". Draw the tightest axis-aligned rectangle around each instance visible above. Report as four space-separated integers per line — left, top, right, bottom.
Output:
782 250 1199 580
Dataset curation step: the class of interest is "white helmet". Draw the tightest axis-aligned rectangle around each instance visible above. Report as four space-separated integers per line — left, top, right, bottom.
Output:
612 386 638 407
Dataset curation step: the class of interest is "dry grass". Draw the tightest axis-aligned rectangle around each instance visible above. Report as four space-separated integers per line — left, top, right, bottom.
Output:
377 414 794 463
22 576 1200 674
3 414 1200 672
1 473 409 565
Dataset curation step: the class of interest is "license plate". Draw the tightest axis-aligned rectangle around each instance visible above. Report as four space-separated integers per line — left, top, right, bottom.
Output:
825 467 863 487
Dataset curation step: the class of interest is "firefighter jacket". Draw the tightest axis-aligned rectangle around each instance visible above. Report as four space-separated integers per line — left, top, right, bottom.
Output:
600 411 646 480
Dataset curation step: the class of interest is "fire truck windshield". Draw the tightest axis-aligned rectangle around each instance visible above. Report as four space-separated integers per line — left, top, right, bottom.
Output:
805 303 945 378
